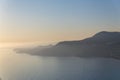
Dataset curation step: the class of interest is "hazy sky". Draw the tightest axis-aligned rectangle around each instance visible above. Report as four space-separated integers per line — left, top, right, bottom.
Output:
0 0 120 45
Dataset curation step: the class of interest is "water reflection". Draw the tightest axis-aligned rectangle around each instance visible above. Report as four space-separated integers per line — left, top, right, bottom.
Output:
0 49 120 80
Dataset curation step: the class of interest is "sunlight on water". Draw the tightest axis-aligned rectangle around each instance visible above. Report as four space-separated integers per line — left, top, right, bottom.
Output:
0 49 43 80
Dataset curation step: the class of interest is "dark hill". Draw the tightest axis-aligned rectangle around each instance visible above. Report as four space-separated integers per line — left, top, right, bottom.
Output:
15 31 120 59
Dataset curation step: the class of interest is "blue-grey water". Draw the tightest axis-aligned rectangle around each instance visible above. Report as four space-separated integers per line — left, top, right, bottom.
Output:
0 49 120 80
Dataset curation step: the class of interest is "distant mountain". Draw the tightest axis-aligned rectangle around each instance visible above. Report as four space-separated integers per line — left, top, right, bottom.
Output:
15 31 120 59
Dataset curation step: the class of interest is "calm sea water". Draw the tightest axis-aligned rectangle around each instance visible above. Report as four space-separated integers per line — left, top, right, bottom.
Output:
0 49 120 80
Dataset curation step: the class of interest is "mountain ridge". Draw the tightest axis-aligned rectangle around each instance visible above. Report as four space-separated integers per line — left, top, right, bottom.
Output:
15 31 120 59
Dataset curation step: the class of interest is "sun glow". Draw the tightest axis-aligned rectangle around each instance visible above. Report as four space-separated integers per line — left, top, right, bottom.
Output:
0 43 23 48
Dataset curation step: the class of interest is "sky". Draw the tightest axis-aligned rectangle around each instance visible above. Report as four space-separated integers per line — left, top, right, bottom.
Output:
0 0 120 46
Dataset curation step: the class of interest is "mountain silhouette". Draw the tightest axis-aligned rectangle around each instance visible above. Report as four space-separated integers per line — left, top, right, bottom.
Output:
15 31 120 59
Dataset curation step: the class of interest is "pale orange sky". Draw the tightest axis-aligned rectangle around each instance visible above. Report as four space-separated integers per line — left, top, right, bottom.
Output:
0 0 120 47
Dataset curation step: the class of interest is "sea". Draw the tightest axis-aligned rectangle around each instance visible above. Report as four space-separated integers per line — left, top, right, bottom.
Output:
0 48 120 80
